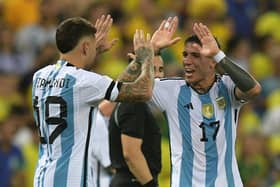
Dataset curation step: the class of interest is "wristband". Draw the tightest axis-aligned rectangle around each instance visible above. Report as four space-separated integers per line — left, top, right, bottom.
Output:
213 50 226 63
143 178 157 187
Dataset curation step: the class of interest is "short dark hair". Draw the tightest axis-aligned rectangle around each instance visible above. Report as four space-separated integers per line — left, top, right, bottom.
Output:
184 35 221 49
55 17 97 53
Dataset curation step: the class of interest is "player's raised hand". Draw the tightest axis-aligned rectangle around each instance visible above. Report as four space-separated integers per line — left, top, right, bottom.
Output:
94 14 118 54
133 29 154 64
192 23 220 57
151 16 181 53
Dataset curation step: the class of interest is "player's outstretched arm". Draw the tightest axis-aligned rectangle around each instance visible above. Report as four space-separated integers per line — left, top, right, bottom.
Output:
115 29 154 102
192 22 261 101
117 56 142 82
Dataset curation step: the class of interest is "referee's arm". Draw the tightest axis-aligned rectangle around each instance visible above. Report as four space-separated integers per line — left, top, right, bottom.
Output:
121 135 154 185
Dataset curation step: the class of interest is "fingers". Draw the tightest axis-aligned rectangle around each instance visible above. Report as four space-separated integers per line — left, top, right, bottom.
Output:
133 29 139 47
146 33 151 42
95 18 99 28
95 14 112 33
193 23 203 40
134 30 149 43
140 29 144 41
104 15 113 33
198 23 208 37
169 37 182 46
156 16 178 35
201 23 211 36
193 22 212 40
158 16 173 31
158 19 167 31
101 15 112 33
95 15 105 28
133 29 152 50
163 17 172 31
110 39 119 46
168 16 178 33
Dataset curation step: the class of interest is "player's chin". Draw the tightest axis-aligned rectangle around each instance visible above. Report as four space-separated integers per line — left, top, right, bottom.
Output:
185 74 194 83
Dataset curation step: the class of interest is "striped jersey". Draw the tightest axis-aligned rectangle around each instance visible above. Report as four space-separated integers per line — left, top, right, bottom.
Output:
90 110 112 187
151 76 244 187
32 60 119 187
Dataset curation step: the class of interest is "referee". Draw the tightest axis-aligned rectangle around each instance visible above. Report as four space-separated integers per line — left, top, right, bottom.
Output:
109 101 161 187
108 55 165 187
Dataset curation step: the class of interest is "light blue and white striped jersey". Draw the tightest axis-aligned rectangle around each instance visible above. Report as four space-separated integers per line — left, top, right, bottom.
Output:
91 110 112 187
32 60 119 187
152 76 244 187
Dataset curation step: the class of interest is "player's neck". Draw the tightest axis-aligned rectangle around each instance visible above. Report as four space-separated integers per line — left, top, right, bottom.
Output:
190 74 216 94
59 53 83 68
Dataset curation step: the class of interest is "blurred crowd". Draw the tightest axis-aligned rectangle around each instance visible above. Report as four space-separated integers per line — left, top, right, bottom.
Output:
0 0 280 187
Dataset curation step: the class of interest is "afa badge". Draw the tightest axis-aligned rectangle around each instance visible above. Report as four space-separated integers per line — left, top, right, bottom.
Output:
216 97 226 109
202 104 214 119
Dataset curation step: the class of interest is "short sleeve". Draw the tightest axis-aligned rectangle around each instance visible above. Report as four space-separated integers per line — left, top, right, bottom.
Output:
151 78 183 112
221 76 246 108
78 70 120 106
92 110 111 168
118 103 146 139
150 79 168 112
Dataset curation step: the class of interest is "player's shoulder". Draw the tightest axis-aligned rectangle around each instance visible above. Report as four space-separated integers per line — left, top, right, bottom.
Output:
78 71 113 90
33 65 54 77
76 69 110 80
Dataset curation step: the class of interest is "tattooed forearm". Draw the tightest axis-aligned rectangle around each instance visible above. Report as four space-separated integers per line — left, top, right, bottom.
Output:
117 60 142 82
135 47 153 64
219 57 256 92
117 71 152 101
116 49 154 102
117 47 153 82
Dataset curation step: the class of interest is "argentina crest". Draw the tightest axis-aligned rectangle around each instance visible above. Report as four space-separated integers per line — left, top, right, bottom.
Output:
202 104 214 119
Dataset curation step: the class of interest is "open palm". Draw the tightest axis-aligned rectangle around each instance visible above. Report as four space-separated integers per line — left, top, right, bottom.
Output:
192 23 220 57
151 17 181 53
95 14 118 54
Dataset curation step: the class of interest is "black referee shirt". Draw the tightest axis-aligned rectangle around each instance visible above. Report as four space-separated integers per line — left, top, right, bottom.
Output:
109 102 162 176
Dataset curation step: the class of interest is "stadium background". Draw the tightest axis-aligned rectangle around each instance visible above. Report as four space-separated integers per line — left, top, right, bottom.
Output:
0 0 280 186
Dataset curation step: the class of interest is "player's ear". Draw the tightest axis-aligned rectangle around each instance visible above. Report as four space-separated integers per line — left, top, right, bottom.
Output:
80 38 90 56
82 41 90 56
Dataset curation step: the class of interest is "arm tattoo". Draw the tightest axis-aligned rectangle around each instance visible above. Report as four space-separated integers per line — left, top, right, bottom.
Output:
117 47 153 82
219 57 256 92
117 60 142 82
135 47 153 64
116 47 154 102
117 70 152 101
